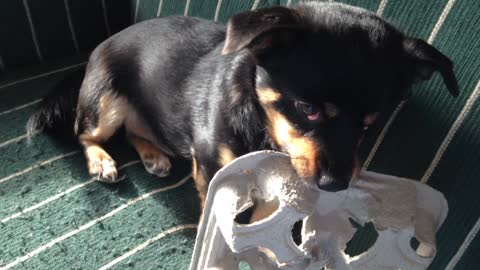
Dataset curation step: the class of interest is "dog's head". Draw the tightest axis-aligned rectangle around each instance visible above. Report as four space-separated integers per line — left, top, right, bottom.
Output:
223 2 458 191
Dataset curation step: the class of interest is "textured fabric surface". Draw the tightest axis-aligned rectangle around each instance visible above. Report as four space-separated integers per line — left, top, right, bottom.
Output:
0 0 129 71
0 63 201 270
0 0 479 269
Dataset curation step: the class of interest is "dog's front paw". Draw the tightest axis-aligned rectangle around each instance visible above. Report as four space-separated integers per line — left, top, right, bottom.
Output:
88 156 119 183
141 152 171 178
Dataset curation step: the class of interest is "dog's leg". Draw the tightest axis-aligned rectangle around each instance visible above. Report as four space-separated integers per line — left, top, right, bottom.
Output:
128 135 171 177
81 141 118 182
77 92 129 183
192 157 210 208
192 144 238 207
124 108 172 178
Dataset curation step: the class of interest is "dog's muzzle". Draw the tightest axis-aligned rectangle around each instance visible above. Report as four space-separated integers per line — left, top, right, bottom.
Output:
316 174 349 192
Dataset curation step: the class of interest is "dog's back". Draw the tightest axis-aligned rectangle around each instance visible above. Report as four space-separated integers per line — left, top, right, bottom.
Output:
76 16 227 154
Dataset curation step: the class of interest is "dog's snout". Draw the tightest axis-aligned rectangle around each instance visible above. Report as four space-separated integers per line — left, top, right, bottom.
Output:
316 172 349 192
316 173 350 191
315 158 351 192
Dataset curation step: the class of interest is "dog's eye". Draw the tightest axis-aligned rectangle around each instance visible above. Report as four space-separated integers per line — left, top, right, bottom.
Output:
297 102 321 121
301 103 317 114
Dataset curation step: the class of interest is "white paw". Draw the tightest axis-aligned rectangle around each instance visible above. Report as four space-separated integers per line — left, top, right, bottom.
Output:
88 157 119 183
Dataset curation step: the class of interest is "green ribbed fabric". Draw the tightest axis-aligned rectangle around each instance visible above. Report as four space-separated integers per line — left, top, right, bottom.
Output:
382 0 449 37
0 70 200 268
103 0 132 35
0 1 479 269
454 230 480 270
135 0 162 22
187 0 219 20
25 0 77 60
217 0 257 23
428 95 480 270
0 0 39 68
0 0 128 71
66 0 109 52
337 0 379 12
158 0 187 17
257 0 283 9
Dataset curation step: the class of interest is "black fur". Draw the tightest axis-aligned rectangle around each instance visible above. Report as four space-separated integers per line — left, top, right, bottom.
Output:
27 2 458 198
26 67 85 144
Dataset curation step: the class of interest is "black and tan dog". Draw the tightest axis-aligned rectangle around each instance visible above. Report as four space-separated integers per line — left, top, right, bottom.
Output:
27 2 458 206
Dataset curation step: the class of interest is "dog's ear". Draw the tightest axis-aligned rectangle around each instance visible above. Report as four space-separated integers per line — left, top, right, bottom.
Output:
222 6 303 55
403 37 459 97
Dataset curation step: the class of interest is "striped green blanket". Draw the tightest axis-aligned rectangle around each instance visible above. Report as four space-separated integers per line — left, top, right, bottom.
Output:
0 0 479 269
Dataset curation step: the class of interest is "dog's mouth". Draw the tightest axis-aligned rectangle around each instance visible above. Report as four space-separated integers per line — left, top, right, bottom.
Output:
316 174 349 192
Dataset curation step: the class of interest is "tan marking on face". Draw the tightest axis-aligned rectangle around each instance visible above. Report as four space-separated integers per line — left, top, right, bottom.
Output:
256 87 282 104
324 102 339 119
265 108 319 179
218 143 237 167
364 112 379 126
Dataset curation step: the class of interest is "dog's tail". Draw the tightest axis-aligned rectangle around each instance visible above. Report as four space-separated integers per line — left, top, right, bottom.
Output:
26 67 86 143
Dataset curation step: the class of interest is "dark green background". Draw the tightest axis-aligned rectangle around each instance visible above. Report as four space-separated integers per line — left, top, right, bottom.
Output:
0 0 478 269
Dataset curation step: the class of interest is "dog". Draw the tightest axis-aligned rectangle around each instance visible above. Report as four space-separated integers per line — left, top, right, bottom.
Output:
27 2 458 207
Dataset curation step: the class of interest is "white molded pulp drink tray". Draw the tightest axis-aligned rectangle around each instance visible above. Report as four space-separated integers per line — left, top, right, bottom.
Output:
189 151 448 270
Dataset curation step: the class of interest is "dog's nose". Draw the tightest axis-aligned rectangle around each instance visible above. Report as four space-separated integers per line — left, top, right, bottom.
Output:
316 173 349 192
